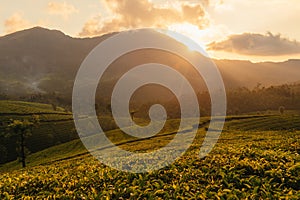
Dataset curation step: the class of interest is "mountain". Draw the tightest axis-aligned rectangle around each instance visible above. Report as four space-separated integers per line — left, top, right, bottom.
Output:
215 59 300 89
0 27 299 100
0 27 115 97
0 27 114 77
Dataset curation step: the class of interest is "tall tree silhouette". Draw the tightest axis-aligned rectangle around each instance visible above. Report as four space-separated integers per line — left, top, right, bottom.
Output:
8 115 39 168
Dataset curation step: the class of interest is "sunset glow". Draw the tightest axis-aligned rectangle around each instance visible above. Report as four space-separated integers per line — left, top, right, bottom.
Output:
0 0 300 62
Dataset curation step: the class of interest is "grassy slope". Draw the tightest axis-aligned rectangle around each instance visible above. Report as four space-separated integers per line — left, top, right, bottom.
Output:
0 100 66 114
0 117 208 172
1 114 299 171
0 100 76 164
0 103 299 198
0 114 299 199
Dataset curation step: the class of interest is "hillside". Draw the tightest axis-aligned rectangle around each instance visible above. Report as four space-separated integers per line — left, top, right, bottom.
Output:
0 114 299 199
215 59 300 88
1 113 299 171
0 27 299 100
0 100 76 164
0 100 66 114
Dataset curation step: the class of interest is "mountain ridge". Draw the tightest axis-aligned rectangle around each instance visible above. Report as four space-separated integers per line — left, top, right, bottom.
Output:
0 27 299 99
2 26 299 63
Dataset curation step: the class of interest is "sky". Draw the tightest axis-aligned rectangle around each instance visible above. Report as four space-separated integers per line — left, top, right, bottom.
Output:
0 0 300 62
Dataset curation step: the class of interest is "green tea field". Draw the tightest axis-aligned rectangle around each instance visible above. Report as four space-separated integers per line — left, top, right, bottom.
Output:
0 111 299 199
0 101 77 165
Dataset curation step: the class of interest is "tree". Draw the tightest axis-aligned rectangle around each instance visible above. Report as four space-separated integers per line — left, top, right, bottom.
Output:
279 106 285 115
8 115 39 168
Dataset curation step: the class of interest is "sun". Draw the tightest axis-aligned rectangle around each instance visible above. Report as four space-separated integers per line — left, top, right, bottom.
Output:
166 23 207 52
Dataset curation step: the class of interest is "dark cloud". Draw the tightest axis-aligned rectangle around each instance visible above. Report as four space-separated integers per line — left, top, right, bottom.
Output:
79 0 209 37
207 32 300 56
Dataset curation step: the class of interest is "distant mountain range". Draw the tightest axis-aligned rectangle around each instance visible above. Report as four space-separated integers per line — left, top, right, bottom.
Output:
0 27 299 99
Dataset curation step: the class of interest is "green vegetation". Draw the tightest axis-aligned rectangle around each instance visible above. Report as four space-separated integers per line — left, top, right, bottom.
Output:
0 100 66 114
0 100 76 164
0 27 299 199
0 139 86 172
7 115 39 168
225 115 300 131
0 100 206 165
0 114 299 199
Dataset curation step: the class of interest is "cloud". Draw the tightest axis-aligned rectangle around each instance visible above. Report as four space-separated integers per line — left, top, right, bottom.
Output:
79 0 209 37
211 0 234 12
47 2 78 20
207 32 300 56
4 13 31 34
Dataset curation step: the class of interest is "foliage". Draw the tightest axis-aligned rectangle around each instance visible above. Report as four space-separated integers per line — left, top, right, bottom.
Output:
3 82 300 118
0 115 299 199
0 100 65 114
7 116 39 168
0 101 75 164
279 106 285 115
225 84 300 115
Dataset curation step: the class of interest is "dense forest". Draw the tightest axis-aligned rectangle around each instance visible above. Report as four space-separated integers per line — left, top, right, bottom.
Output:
1 82 298 117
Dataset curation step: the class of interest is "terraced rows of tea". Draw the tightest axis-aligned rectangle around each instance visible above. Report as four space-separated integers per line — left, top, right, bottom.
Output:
225 115 300 131
0 112 299 199
0 101 67 114
0 101 77 165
